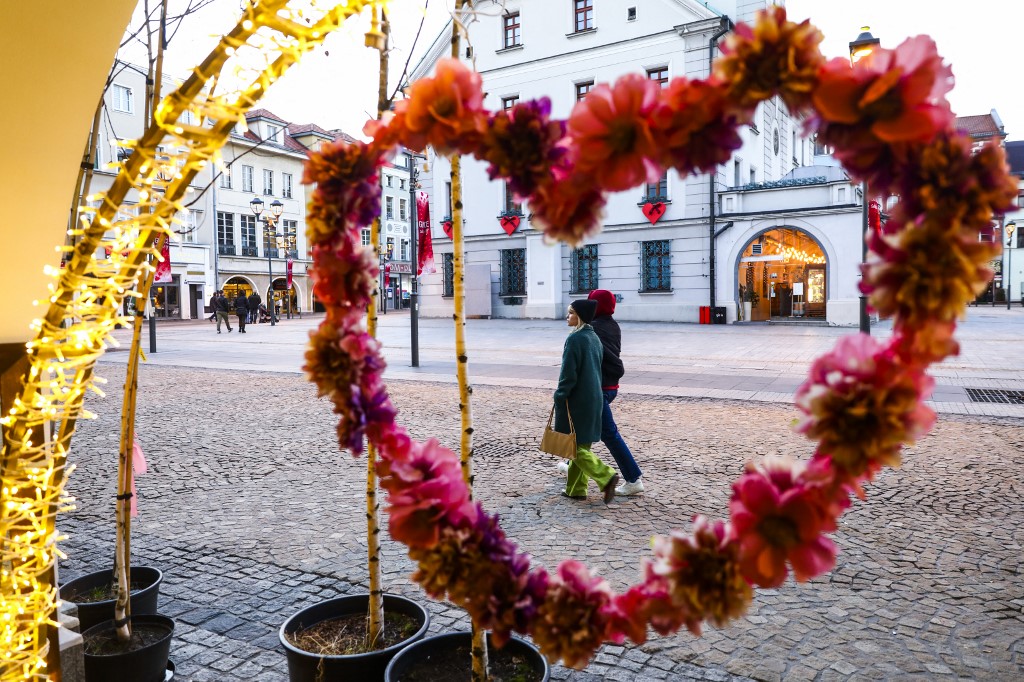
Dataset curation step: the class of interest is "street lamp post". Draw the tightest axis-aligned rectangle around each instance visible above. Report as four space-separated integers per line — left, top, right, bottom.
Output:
850 26 880 335
1007 221 1017 310
251 196 284 326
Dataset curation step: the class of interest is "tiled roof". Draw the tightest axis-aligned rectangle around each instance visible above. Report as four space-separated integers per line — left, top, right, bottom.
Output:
955 114 1003 138
245 108 289 124
1006 141 1024 175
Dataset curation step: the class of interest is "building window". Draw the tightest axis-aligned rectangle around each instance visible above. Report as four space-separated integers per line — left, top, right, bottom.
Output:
571 244 599 293
502 95 519 110
386 196 394 219
399 198 407 221
500 248 527 296
361 228 372 247
217 212 235 255
443 253 455 297
445 182 453 217
401 239 409 261
387 175 393 187
283 220 298 257
400 178 406 190
219 165 232 189
265 123 282 143
647 66 669 88
641 240 671 292
240 215 258 256
575 81 594 102
503 11 521 48
573 0 594 32
112 84 134 113
283 172 293 199
263 169 274 195
264 224 279 258
242 165 254 193
179 209 200 243
386 237 395 260
504 182 522 215
644 173 668 201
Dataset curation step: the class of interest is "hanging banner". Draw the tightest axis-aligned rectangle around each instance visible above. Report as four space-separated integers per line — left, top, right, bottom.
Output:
417 190 436 275
154 234 172 283
868 199 882 234
287 257 294 289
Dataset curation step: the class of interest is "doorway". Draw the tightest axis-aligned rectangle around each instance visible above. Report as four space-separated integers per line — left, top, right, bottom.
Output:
738 228 826 322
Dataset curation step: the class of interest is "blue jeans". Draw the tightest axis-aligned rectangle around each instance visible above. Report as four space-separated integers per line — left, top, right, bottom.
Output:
601 389 642 483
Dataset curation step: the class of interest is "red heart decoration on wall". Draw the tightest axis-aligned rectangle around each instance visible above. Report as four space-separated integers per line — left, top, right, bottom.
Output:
499 214 520 235
442 220 453 239
642 201 665 225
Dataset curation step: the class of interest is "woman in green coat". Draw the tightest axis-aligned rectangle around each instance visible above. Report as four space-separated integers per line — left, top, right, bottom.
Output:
554 299 619 503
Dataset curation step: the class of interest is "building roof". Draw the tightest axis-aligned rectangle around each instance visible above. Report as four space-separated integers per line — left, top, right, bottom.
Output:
955 111 1005 140
245 108 289 125
1006 140 1024 176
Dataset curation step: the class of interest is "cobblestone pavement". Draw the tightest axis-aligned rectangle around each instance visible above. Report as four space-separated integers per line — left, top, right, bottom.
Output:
59 361 1023 680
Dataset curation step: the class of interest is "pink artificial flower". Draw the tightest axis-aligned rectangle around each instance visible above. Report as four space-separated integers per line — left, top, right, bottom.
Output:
531 560 615 670
567 73 661 192
729 457 838 588
795 334 935 477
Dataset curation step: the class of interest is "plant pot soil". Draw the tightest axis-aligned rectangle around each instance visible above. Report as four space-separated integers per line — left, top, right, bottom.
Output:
385 632 549 682
82 614 174 682
60 566 163 633
280 594 429 682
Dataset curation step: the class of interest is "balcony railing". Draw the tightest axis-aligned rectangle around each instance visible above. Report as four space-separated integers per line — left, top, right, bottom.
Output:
218 244 236 256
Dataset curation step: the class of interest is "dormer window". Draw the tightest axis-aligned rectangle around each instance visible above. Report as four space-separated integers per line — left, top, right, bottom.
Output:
265 123 282 143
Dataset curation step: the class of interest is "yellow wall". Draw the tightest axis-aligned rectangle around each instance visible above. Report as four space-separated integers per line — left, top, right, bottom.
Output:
0 1 138 344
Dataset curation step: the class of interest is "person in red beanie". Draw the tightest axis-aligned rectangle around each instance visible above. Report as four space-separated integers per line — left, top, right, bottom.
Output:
562 289 644 495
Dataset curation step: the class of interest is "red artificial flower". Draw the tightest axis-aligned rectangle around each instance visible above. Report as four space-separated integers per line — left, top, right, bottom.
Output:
651 78 747 177
393 58 486 155
812 36 954 192
567 73 661 192
528 173 607 247
729 457 839 588
795 334 935 477
714 5 825 113
478 97 569 200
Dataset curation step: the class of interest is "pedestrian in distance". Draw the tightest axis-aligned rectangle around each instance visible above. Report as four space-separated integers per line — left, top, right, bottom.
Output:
248 291 261 324
234 292 248 333
208 290 219 322
555 299 619 503
588 289 644 495
214 290 233 333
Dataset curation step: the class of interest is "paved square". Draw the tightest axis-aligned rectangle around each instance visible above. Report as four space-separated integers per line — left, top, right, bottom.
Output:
58 313 1024 680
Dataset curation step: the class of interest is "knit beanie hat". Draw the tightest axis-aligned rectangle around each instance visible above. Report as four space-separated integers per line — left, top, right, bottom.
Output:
570 299 598 324
588 289 616 316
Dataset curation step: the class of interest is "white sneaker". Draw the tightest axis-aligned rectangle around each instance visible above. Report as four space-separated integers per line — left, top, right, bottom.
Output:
556 460 570 475
615 479 645 496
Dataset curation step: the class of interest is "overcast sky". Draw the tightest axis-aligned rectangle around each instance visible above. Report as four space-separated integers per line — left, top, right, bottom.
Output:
135 0 1022 141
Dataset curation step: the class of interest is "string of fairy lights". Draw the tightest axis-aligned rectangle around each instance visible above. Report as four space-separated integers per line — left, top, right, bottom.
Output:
0 2 375 678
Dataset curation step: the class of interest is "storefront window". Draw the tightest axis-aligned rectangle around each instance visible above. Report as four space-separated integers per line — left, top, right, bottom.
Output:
150 275 181 318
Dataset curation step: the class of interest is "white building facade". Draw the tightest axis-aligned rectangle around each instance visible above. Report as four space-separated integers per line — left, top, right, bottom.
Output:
411 0 866 325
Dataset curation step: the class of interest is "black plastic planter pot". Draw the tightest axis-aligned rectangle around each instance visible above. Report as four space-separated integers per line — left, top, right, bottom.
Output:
385 631 550 682
280 594 430 682
60 566 163 633
82 614 174 682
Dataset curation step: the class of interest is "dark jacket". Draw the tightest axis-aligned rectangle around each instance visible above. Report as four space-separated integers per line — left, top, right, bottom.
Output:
248 293 261 310
553 326 603 444
589 315 625 389
234 295 248 315
214 295 231 313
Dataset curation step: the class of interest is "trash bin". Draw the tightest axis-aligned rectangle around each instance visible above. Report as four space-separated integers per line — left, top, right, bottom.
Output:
711 306 727 324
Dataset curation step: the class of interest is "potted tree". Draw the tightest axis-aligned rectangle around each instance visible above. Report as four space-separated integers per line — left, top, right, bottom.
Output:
279 10 429 681
742 285 760 322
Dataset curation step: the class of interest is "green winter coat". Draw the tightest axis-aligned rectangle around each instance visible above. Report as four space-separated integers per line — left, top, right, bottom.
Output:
553 325 603 443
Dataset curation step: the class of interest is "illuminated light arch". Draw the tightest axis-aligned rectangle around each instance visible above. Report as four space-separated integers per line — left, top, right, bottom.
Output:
0 2 377 678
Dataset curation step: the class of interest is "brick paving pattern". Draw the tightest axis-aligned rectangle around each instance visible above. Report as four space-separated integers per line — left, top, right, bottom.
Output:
59 361 1023 680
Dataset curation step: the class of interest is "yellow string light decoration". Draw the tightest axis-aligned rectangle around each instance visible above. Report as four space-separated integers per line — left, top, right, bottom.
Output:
0 2 376 678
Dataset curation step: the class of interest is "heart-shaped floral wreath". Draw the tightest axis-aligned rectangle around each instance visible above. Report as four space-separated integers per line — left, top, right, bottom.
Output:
302 7 1015 669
